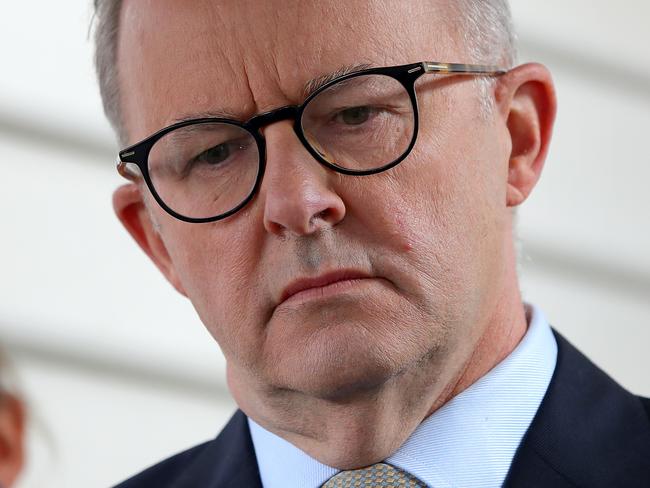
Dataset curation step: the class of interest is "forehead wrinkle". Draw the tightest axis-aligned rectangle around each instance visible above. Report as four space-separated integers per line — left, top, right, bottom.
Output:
167 63 378 127
132 0 459 139
212 1 292 115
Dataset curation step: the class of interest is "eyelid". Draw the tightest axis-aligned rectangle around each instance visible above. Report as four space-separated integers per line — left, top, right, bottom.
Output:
166 124 245 146
308 103 396 122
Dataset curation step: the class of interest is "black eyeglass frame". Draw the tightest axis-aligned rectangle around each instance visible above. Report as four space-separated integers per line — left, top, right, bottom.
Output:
117 61 506 223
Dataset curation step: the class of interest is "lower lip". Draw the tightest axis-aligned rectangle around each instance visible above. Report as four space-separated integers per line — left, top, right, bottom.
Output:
281 278 373 306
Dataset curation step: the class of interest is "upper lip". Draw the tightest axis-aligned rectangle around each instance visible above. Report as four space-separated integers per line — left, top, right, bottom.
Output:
278 269 373 304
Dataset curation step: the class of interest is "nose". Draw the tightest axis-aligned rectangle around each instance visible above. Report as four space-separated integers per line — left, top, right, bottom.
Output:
260 122 346 237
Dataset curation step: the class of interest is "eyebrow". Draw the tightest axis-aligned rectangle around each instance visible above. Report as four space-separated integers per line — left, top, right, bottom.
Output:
171 109 240 125
169 63 375 125
302 63 374 98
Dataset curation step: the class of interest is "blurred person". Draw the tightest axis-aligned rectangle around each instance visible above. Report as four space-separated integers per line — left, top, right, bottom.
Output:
93 0 650 486
0 350 25 488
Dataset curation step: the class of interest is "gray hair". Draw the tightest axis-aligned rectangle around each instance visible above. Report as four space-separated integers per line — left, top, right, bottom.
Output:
454 0 517 115
455 0 517 67
93 0 125 144
93 0 516 144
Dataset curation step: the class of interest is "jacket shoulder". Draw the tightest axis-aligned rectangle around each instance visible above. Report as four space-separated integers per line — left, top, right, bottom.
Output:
505 331 650 487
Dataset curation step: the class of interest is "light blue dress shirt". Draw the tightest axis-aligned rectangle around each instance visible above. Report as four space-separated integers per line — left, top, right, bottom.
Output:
249 304 558 488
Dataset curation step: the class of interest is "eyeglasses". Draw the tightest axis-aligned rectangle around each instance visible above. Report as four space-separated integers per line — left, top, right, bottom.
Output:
117 61 505 223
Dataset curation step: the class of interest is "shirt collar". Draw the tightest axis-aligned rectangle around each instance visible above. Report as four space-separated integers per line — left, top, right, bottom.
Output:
248 304 558 488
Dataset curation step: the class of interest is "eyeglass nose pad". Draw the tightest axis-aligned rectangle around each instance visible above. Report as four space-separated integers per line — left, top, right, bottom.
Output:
303 131 337 165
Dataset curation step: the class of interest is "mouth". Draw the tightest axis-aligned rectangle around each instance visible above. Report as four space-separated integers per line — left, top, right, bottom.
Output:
279 269 375 306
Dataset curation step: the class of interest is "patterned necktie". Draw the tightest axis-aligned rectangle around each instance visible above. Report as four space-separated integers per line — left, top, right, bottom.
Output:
321 462 427 487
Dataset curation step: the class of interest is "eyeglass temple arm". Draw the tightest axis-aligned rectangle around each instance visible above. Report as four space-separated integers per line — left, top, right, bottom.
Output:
422 62 507 76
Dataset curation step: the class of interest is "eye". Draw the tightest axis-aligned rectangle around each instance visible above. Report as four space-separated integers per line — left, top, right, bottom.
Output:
335 106 376 125
196 143 233 165
179 139 250 179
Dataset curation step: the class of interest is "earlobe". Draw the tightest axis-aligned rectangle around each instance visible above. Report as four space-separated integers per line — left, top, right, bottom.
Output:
113 184 187 296
498 63 557 207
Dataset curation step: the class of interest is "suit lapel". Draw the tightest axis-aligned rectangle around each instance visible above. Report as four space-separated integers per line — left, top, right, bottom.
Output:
504 331 650 488
175 410 262 488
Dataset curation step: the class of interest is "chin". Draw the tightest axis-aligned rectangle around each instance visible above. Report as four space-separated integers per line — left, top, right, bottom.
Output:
288 364 399 402
268 322 417 401
262 293 446 400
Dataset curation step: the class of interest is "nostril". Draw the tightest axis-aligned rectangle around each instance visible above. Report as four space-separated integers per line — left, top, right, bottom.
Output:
310 208 336 227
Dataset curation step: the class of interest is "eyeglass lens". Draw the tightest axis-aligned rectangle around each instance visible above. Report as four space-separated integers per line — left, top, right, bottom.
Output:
301 74 414 171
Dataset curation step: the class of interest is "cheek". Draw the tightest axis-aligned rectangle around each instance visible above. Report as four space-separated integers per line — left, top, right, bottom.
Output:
162 219 265 358
360 125 504 311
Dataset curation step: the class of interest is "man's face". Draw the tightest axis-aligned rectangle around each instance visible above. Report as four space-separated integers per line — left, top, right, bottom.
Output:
117 0 511 400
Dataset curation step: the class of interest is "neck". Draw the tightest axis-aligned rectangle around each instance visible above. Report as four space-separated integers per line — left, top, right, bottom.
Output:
426 263 528 417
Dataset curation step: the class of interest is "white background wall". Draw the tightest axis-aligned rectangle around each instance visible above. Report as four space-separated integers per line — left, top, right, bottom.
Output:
0 1 648 487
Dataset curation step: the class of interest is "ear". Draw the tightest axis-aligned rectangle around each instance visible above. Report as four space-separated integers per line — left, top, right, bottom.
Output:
113 184 187 296
496 63 557 207
0 394 25 487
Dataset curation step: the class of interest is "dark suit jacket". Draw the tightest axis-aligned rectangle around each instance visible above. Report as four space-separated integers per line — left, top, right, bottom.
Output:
115 332 650 487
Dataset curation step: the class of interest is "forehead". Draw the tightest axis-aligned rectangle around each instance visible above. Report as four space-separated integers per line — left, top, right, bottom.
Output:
117 0 459 141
